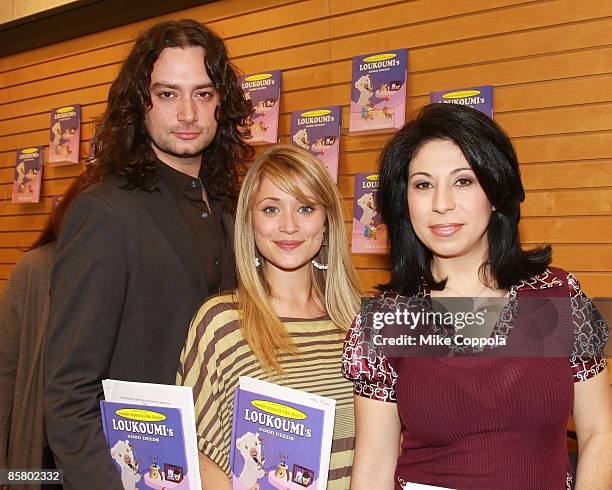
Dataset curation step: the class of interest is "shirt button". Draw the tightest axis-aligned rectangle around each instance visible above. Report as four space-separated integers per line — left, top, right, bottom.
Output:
214 258 220 266
201 211 209 219
191 180 197 188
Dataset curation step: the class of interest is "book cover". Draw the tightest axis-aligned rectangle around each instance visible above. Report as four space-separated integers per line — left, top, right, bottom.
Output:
12 146 43 203
351 172 388 254
230 377 336 490
49 104 81 165
240 71 282 144
290 106 341 183
102 380 201 490
349 49 408 133
100 401 191 490
430 85 493 118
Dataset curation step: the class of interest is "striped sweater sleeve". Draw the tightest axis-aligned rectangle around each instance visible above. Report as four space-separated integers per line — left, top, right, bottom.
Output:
177 294 238 474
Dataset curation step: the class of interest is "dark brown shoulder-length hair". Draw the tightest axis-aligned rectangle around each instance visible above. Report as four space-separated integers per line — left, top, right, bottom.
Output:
89 19 253 206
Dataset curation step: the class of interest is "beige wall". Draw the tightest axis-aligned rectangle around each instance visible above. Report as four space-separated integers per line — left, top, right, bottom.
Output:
1 0 611 297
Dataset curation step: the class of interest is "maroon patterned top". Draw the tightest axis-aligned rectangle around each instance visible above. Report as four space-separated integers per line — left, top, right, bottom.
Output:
342 268 608 489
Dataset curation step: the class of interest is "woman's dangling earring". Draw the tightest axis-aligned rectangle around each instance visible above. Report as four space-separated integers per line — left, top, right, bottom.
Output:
255 257 261 268
312 229 328 270
312 259 328 270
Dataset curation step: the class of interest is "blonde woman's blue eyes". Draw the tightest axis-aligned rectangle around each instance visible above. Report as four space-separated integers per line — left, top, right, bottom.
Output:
261 205 315 214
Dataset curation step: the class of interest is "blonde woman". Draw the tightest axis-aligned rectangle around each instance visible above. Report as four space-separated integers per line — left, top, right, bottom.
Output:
177 144 361 489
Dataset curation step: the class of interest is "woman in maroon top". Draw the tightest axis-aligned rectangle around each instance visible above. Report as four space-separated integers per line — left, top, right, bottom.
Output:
343 104 611 489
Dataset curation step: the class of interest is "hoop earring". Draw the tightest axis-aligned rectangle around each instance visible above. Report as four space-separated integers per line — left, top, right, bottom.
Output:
312 259 328 270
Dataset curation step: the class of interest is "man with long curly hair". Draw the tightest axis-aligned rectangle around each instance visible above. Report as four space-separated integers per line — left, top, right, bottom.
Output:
44 20 253 489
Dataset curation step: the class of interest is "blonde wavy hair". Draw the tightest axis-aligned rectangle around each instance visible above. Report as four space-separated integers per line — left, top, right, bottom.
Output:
234 144 362 373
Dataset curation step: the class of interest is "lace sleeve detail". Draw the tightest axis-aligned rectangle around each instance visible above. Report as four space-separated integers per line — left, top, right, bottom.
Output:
570 354 607 382
341 314 398 402
567 273 609 381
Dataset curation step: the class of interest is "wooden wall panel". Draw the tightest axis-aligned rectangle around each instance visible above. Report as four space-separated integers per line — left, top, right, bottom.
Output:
0 0 298 72
330 0 536 36
1 0 611 305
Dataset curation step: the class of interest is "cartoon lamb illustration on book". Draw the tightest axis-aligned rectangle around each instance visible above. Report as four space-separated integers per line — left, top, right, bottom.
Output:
357 192 379 239
110 440 141 490
51 121 78 160
236 431 265 490
292 128 310 150
357 192 377 227
354 74 374 113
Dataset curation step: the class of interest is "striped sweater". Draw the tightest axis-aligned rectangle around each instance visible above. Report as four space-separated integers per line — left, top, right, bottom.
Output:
177 293 355 489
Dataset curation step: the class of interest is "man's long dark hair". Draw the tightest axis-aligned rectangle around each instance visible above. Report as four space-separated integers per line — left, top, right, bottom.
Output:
89 19 253 206
377 103 551 295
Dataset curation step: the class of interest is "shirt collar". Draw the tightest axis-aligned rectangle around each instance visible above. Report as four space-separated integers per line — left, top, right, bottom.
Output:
155 159 203 202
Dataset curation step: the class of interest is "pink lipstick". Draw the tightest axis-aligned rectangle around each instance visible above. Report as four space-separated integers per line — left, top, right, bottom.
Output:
274 240 303 251
429 223 462 237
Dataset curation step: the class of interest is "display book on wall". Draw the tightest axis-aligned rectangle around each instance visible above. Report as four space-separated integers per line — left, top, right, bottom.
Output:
240 70 282 144
351 172 388 254
12 147 43 203
290 106 342 183
100 379 201 490
49 104 81 165
230 376 336 490
349 48 408 133
430 85 494 118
